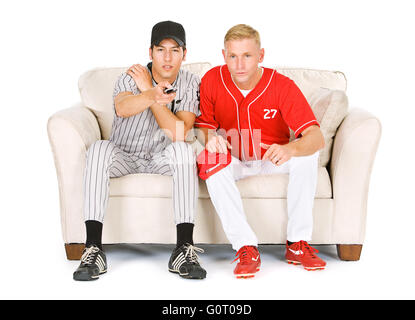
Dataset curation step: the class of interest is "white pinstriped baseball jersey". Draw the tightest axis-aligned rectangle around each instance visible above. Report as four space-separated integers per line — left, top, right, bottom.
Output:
110 63 201 158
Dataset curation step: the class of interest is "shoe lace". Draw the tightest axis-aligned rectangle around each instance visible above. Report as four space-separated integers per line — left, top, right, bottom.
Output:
232 246 257 264
184 245 204 264
296 241 319 259
80 246 99 265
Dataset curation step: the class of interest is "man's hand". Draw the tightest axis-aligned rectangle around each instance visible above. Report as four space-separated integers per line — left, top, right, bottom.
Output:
127 64 153 92
206 135 232 154
150 81 176 106
261 142 294 166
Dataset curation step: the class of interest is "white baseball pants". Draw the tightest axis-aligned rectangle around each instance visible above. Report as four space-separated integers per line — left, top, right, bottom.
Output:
83 140 198 224
205 152 319 251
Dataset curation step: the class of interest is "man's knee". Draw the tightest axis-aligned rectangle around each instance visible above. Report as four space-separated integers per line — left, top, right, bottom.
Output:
290 151 319 170
86 140 116 165
167 141 196 166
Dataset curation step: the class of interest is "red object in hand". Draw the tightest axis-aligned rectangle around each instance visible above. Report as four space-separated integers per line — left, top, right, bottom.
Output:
197 149 232 180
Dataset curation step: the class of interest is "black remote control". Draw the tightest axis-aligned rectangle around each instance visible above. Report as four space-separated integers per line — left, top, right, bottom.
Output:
164 88 177 94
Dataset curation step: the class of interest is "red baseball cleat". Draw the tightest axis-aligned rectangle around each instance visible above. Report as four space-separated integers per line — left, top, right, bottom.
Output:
232 246 261 279
285 241 326 271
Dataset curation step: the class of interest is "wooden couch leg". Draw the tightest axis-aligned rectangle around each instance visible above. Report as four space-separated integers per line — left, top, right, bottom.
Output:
336 244 363 261
65 244 85 260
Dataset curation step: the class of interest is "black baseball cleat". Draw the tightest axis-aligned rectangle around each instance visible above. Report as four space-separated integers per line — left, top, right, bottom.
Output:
73 245 107 281
168 243 207 279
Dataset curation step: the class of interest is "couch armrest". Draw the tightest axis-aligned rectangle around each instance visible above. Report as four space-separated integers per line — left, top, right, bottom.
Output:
329 108 382 243
47 104 100 243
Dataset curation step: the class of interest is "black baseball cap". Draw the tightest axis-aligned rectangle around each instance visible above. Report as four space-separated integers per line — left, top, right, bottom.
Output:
151 21 186 48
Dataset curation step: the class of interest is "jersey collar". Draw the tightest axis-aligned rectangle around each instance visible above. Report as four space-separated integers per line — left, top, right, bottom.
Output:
221 64 273 103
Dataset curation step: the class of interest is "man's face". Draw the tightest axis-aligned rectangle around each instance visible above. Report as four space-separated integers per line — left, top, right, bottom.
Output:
222 38 264 86
149 38 186 82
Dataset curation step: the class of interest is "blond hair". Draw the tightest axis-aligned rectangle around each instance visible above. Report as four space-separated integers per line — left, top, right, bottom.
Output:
224 24 261 47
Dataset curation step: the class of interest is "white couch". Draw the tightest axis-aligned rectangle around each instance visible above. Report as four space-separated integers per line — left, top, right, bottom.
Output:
47 63 381 261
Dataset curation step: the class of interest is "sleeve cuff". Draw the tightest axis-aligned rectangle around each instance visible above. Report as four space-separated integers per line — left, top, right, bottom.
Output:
294 120 320 138
175 104 200 117
194 122 218 130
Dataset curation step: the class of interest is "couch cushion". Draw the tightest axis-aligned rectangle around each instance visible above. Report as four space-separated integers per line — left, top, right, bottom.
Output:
276 67 347 101
281 68 348 167
109 167 332 199
308 88 349 166
78 62 212 140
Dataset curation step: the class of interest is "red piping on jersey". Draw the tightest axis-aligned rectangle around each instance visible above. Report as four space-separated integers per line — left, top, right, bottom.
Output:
219 65 247 161
246 68 276 160
220 66 276 161
295 120 319 136
194 122 217 129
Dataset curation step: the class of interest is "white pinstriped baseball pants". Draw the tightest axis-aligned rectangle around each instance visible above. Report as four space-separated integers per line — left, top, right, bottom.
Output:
83 140 198 224
205 152 319 251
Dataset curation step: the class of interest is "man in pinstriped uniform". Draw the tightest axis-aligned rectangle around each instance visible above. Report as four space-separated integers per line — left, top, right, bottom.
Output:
73 21 206 281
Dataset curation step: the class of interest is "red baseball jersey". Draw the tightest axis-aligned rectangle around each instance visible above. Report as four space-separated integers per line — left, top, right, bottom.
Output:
194 65 319 161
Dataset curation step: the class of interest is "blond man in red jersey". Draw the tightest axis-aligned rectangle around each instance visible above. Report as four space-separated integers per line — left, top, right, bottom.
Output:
195 24 326 278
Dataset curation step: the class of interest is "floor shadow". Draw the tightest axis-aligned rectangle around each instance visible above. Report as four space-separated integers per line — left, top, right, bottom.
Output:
196 244 233 263
104 243 175 257
312 244 339 260
259 244 286 262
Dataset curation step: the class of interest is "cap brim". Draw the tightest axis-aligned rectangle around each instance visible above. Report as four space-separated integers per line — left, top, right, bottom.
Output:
154 35 185 48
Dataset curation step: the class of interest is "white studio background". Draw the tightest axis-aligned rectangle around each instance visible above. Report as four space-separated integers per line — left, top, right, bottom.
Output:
0 0 414 299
